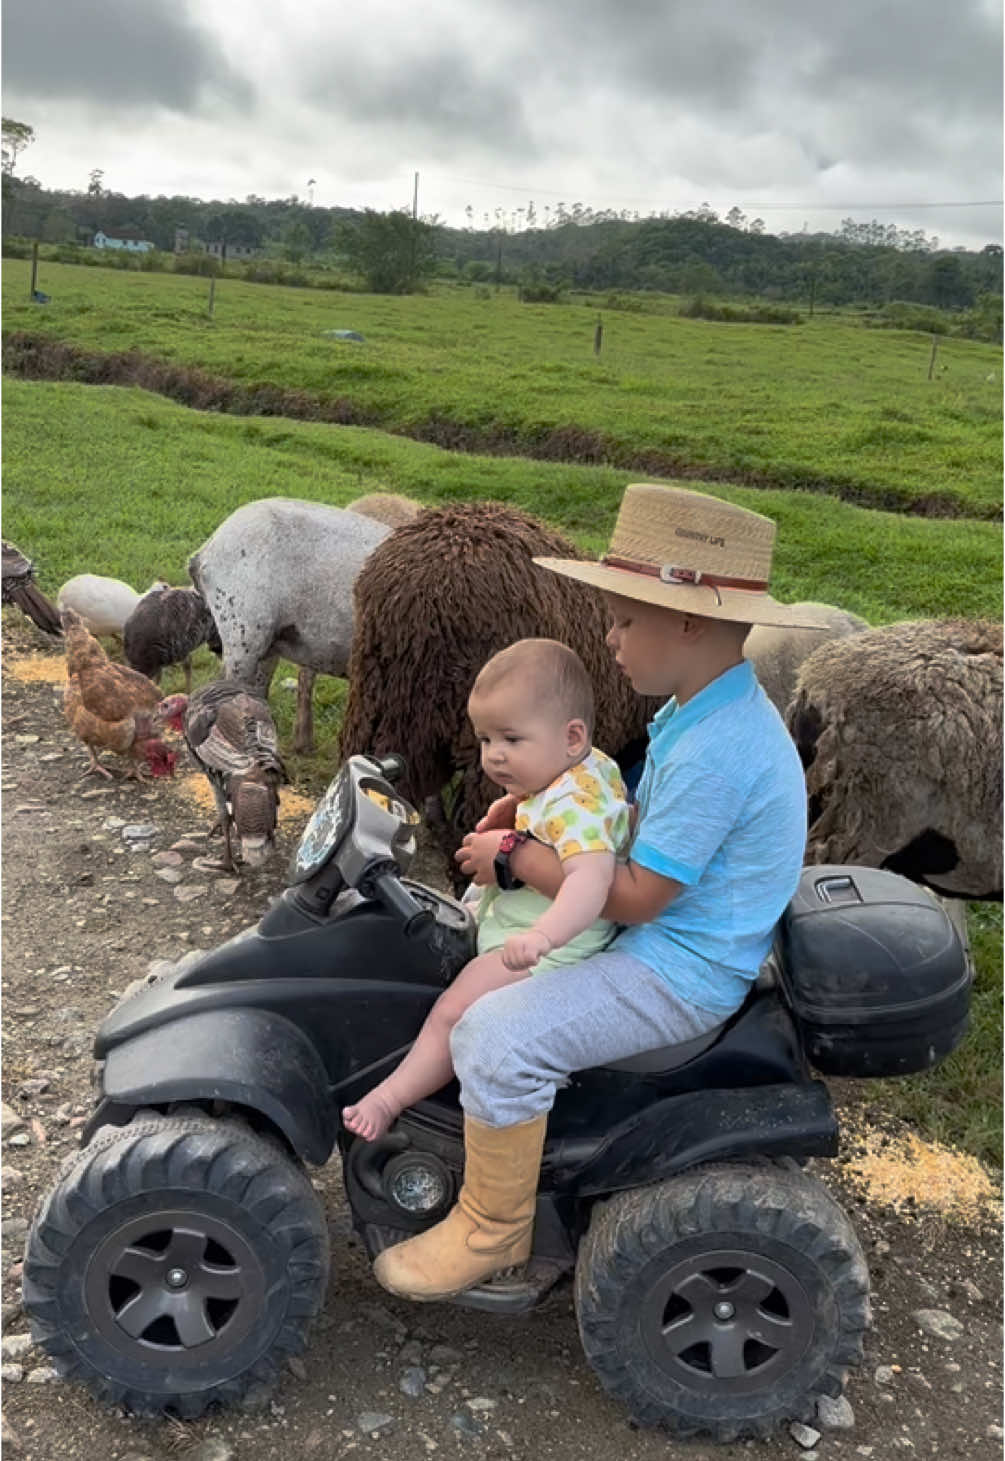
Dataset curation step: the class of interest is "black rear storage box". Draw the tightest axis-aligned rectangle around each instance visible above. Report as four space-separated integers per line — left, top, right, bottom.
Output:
776 865 971 1078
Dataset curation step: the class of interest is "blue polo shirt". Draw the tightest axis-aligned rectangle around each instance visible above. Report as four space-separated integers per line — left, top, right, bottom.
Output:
615 659 807 1016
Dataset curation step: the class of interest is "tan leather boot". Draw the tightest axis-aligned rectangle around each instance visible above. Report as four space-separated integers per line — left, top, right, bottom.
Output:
373 1113 548 1301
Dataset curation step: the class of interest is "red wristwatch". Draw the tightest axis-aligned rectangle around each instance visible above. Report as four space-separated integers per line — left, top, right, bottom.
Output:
494 830 528 890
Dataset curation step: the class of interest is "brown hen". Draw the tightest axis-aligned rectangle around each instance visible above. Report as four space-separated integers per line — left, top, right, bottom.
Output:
61 607 177 780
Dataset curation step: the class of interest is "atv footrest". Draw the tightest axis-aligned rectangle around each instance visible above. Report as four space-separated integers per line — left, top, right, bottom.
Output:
449 1257 567 1314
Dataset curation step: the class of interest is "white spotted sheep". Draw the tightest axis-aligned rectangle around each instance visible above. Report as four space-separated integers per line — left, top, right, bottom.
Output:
188 498 392 754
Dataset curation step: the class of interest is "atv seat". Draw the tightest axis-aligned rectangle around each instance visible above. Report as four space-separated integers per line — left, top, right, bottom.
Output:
600 957 778 1074
601 1020 728 1074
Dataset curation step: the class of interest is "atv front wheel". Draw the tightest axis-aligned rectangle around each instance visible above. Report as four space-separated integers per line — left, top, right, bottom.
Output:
22 1113 330 1417
574 1161 869 1442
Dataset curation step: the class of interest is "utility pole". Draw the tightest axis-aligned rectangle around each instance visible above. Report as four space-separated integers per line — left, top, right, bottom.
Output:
410 171 419 288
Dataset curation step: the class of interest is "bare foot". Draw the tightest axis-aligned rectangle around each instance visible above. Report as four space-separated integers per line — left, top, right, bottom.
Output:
342 1089 401 1142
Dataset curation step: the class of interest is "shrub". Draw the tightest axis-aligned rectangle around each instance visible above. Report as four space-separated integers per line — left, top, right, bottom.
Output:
518 265 566 303
681 296 803 324
603 292 645 312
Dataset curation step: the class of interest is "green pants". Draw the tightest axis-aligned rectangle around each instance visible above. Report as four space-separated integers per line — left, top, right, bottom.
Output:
475 885 616 971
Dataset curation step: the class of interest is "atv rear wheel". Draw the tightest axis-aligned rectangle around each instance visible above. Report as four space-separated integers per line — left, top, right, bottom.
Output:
574 1161 869 1442
22 1113 329 1417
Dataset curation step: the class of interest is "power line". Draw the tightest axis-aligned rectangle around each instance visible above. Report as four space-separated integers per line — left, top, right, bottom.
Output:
428 172 1001 211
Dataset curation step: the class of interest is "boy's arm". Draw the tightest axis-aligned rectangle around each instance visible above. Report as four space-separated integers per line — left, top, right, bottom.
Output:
454 830 680 925
511 838 681 926
501 851 615 970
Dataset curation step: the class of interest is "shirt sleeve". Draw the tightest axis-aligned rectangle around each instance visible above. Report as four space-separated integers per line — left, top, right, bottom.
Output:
527 785 626 862
631 761 740 886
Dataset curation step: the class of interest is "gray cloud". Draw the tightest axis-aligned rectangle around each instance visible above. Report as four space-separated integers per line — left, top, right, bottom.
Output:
0 0 998 246
1 0 253 112
303 41 537 159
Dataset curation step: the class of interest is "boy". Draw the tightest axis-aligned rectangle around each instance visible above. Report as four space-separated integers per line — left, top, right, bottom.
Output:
374 483 823 1303
343 638 630 1141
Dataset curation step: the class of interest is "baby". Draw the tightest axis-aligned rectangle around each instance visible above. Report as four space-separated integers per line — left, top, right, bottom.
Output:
342 637 631 1141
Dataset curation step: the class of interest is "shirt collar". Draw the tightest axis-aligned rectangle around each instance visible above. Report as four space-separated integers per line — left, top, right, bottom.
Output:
648 660 757 742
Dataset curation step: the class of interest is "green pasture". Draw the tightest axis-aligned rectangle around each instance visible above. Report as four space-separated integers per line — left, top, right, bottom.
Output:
4 260 1002 515
2 345 1001 1170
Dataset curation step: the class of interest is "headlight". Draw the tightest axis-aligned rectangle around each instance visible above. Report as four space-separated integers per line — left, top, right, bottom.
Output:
292 769 353 881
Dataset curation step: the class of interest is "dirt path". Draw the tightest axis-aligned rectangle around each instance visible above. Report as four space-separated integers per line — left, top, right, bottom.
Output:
1 626 1001 1461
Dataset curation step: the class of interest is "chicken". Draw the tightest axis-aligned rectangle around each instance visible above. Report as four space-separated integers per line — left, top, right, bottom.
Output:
159 682 286 872
2 541 62 637
61 608 177 780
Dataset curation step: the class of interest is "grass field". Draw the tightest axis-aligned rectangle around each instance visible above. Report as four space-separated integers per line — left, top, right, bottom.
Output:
4 260 1002 515
2 259 1001 1170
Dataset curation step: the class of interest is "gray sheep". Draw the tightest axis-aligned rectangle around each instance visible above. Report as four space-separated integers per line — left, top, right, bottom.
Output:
787 618 1003 900
746 602 868 715
188 498 391 754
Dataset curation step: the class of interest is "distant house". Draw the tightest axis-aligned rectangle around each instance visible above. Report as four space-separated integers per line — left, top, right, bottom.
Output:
93 229 155 253
173 227 260 260
206 239 260 260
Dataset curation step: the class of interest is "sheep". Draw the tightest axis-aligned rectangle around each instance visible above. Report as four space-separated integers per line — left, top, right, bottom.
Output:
57 573 167 639
338 500 660 881
272 492 425 747
745 602 869 715
346 492 422 529
123 586 221 693
787 618 1003 900
188 498 391 755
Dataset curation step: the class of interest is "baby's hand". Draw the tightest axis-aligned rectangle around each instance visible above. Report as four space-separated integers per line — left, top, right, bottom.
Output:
501 930 553 972
475 794 519 834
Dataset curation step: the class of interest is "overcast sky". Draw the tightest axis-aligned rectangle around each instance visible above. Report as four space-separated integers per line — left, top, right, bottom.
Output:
2 0 1002 249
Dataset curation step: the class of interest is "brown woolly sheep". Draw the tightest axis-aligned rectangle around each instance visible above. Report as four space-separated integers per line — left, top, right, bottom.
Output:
338 501 659 878
787 618 1003 900
745 602 869 715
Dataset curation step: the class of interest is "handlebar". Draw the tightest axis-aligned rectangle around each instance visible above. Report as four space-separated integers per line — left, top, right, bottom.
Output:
372 870 434 938
374 753 407 784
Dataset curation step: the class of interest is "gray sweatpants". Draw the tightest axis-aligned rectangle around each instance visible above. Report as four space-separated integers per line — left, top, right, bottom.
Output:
449 948 728 1127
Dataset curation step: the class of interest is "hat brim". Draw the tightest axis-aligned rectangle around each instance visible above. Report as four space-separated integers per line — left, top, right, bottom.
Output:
534 557 829 629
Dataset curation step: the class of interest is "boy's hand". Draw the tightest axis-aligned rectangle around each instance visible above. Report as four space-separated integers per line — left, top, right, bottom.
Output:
501 930 553 971
475 794 518 833
455 829 507 885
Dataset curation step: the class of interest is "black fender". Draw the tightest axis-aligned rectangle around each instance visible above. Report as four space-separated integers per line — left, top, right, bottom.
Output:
543 1081 838 1196
82 1009 337 1165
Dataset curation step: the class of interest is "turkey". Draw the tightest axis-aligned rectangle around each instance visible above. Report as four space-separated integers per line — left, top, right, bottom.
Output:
2 541 62 637
159 682 286 872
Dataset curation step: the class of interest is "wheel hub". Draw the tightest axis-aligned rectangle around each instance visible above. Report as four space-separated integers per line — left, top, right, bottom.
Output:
640 1245 815 1396
84 1206 268 1372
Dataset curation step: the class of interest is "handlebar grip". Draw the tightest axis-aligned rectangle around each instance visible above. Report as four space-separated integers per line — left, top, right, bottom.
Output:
373 871 434 938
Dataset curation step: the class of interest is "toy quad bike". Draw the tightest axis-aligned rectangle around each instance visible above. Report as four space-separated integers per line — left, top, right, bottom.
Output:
23 754 972 1441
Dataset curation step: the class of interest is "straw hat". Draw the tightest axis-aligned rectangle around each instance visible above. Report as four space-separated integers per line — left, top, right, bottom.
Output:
535 483 823 629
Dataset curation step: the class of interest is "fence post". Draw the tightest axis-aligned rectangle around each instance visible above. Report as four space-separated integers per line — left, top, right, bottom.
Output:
594 316 603 356
927 334 939 380
208 272 216 318
29 239 38 298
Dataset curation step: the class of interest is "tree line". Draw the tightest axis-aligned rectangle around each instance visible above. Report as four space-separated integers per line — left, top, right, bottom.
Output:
2 116 1000 316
